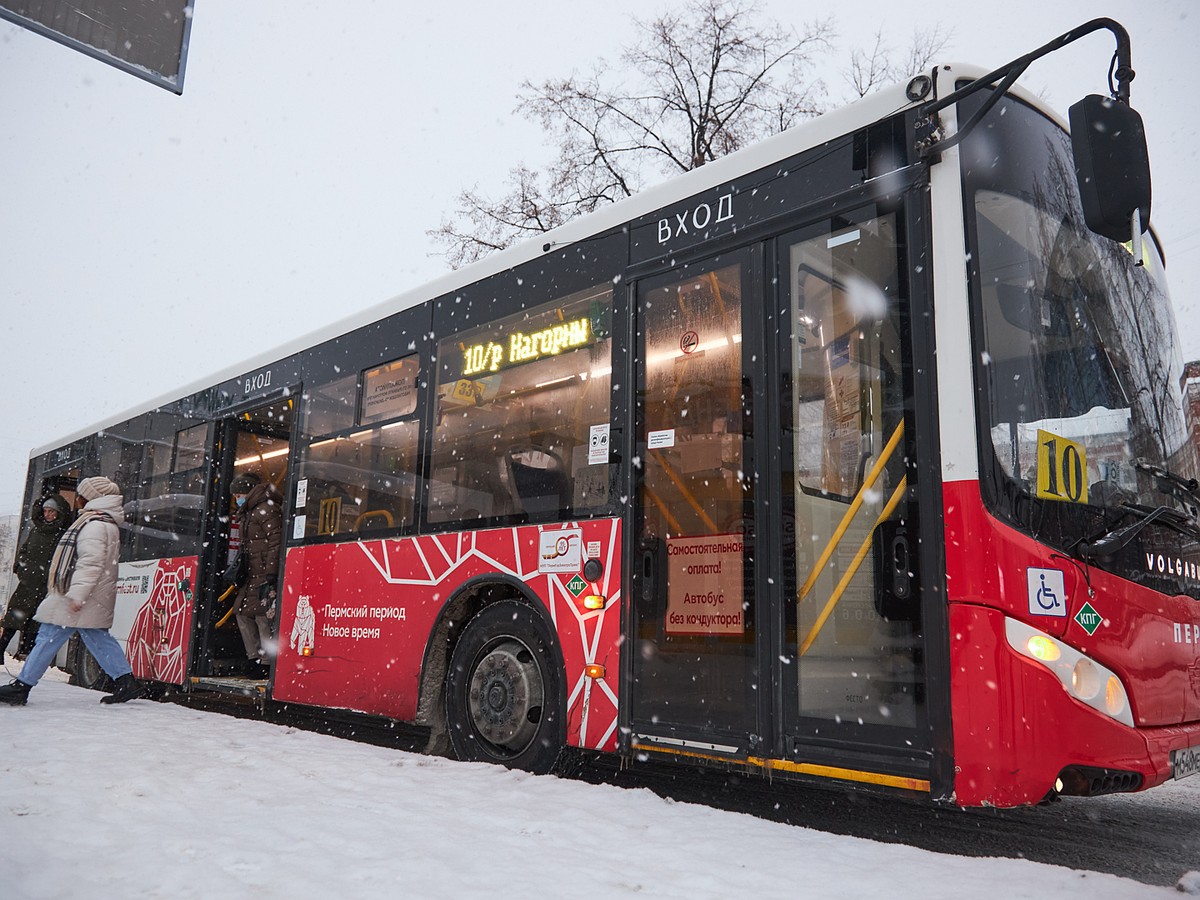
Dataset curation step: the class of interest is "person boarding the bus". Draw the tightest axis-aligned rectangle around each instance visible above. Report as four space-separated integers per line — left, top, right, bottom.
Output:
0 492 71 664
0 476 146 705
228 472 283 673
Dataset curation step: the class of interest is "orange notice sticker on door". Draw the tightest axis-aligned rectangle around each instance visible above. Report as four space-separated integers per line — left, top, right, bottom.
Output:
665 534 744 635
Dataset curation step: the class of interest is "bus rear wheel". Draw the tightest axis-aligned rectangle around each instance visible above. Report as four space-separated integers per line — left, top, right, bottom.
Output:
69 638 112 692
445 601 564 774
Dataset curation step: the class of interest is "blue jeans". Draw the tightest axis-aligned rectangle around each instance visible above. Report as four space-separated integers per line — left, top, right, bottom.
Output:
16 623 132 687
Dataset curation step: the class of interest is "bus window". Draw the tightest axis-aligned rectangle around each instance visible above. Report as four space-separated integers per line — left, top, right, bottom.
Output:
142 420 177 500
428 283 613 525
172 424 209 496
295 354 421 538
301 369 357 438
360 356 419 424
95 421 144 499
641 262 748 537
296 421 420 537
782 210 920 731
790 217 900 499
95 421 146 558
123 421 209 560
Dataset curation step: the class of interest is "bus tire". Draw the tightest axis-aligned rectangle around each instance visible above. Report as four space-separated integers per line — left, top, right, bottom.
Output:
70 639 112 692
445 600 564 774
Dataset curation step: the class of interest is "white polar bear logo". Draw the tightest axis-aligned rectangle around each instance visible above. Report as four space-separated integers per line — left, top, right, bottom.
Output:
290 594 315 654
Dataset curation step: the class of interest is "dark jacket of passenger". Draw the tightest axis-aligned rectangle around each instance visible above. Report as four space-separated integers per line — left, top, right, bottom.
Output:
2 494 71 630
232 482 283 618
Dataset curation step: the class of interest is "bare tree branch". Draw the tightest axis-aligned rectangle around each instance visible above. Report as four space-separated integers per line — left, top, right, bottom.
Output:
430 1 946 267
844 24 953 99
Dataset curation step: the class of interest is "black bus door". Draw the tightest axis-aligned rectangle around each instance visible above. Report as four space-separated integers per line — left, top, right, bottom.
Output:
628 247 766 757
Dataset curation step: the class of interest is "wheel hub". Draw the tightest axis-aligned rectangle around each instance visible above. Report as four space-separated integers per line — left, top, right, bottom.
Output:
467 639 545 753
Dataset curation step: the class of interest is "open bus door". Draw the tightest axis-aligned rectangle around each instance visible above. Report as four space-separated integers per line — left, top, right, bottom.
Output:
191 395 292 688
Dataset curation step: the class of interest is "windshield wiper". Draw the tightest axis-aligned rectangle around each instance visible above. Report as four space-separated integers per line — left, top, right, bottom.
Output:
1134 459 1200 514
1076 502 1200 560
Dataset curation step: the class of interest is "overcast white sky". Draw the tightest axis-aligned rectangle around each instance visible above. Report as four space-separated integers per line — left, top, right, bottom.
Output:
0 0 1195 515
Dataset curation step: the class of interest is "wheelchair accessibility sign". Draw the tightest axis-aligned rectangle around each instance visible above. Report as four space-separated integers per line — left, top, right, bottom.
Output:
1027 567 1067 617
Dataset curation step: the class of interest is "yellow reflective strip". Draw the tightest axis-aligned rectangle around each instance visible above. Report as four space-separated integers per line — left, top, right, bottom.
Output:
632 742 929 793
749 756 930 793
798 475 907 656
797 421 904 602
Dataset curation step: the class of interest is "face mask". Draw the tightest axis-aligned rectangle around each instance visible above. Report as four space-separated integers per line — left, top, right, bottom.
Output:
235 495 247 508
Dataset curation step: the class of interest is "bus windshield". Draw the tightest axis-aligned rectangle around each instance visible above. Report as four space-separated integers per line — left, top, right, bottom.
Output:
964 93 1200 586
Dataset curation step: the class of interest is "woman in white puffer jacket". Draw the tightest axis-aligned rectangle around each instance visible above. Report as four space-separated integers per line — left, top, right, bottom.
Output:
0 476 146 706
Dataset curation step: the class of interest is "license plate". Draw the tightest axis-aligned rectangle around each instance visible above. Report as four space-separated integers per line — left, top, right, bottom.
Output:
1173 744 1200 780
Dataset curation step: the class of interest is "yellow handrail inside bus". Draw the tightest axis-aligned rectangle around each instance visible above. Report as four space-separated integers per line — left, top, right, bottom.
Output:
799 475 907 656
650 450 719 533
354 509 394 531
215 584 237 628
796 420 904 603
644 484 683 534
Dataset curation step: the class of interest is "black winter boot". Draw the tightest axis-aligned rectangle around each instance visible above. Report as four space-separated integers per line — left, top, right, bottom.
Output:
101 673 146 705
0 679 32 706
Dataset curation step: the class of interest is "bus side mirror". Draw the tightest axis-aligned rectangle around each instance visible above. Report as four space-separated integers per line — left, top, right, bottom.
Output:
1069 94 1152 243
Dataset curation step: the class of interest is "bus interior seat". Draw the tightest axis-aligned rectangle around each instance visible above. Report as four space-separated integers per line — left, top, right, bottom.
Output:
456 461 515 519
506 448 570 516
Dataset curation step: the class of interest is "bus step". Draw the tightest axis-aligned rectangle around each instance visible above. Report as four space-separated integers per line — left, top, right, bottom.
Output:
189 676 268 699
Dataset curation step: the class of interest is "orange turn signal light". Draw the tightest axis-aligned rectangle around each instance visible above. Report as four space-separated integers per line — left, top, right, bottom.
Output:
584 664 606 679
582 595 606 610
301 646 314 657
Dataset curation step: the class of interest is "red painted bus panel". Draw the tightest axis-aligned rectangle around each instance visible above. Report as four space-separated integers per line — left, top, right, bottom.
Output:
272 519 623 752
119 556 197 685
944 481 1200 804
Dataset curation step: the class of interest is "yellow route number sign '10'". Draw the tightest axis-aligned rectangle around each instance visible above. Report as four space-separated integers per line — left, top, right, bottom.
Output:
1036 429 1088 503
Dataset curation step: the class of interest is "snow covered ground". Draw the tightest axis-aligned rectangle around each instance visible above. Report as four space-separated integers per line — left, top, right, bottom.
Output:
0 671 1192 899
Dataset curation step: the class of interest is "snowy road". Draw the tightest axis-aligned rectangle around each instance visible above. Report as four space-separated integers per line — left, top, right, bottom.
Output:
1 674 1196 898
241 681 1200 887
566 753 1200 887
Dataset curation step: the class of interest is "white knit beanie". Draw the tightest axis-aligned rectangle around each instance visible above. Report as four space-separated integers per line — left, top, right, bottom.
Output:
77 476 120 501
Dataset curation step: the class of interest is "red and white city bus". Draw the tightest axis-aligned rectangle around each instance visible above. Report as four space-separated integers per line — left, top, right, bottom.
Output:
15 20 1199 808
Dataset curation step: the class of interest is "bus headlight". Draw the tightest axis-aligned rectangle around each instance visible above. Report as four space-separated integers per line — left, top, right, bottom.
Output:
1004 618 1134 726
1071 659 1100 700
